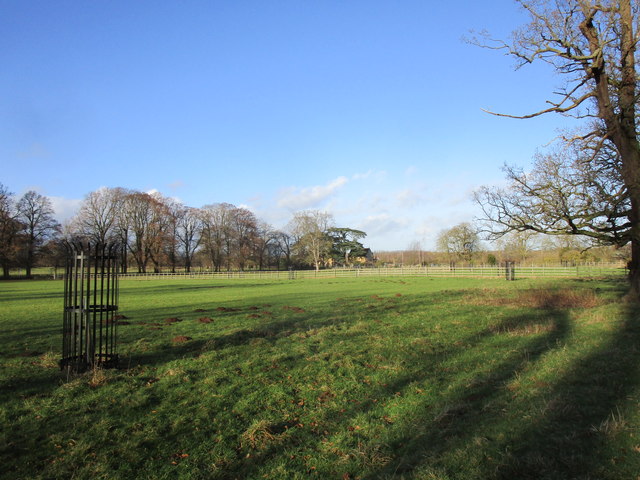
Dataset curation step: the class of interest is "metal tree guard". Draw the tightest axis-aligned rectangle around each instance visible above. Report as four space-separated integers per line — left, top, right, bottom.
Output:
61 241 121 372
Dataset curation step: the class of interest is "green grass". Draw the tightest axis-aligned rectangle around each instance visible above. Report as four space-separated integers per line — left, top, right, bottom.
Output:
1 276 639 479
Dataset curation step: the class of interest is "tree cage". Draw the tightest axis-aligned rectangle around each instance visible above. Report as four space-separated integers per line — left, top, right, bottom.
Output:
61 241 120 372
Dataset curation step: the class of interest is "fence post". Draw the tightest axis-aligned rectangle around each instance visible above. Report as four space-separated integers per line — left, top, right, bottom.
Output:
505 262 515 281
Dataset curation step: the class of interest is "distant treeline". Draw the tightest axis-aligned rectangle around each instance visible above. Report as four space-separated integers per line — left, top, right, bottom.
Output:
0 183 373 278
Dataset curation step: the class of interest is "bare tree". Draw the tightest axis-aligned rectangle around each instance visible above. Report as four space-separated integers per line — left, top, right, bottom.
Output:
473 0 640 293
176 206 202 273
230 206 257 270
15 191 60 277
0 183 21 278
495 231 540 264
159 195 182 273
254 221 278 270
476 144 629 243
274 230 293 269
124 192 170 273
290 210 334 271
71 187 127 244
406 240 424 266
200 203 234 271
436 223 481 265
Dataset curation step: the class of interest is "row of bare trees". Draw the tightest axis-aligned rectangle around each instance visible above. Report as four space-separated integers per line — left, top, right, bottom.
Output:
66 187 293 273
0 183 61 278
0 183 373 277
0 185 366 275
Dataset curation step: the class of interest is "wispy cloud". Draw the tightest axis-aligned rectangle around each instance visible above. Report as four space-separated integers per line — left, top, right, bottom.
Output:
359 213 408 236
352 170 387 182
277 176 348 210
168 180 185 190
404 166 418 176
395 188 423 208
49 196 82 223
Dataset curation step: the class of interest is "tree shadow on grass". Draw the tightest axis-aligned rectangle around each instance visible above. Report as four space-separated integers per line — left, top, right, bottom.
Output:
371 290 640 479
491 304 640 479
221 282 636 479
92 282 640 479
124 312 342 368
374 308 572 478
207 289 572 479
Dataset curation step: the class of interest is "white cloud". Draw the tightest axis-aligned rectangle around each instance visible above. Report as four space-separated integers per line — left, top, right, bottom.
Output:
395 188 423 208
49 196 82 223
352 170 387 182
168 180 185 190
359 213 408 236
277 176 348 210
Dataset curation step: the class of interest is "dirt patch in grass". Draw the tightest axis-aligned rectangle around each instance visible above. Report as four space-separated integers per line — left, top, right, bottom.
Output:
216 306 240 312
172 335 192 343
139 322 163 329
198 317 213 323
164 317 182 324
107 314 129 324
193 308 207 312
283 306 305 313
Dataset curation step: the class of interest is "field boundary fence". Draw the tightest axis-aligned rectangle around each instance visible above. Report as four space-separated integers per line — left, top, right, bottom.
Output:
118 264 626 281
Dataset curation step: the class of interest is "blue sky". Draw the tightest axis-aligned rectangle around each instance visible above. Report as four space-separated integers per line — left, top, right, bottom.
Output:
1 1 572 251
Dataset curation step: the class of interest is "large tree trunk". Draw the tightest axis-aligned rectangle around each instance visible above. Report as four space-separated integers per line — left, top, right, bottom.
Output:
630 233 640 296
581 0 640 295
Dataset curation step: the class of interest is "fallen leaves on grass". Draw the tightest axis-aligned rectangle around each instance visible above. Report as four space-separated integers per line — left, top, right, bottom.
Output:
170 452 190 465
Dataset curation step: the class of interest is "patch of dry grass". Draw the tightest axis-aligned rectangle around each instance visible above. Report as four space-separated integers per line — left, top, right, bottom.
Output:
490 317 557 337
240 419 285 450
465 287 603 310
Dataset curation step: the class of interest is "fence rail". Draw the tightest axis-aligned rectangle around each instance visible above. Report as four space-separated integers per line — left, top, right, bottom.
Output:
118 264 626 281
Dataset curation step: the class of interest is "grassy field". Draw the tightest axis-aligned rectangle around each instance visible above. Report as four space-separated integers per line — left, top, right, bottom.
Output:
1 276 639 479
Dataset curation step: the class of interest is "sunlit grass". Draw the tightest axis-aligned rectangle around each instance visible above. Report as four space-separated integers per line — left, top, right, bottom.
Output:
1 276 638 479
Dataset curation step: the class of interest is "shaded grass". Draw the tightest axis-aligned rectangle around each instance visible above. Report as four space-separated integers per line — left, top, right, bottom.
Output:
0 276 639 479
